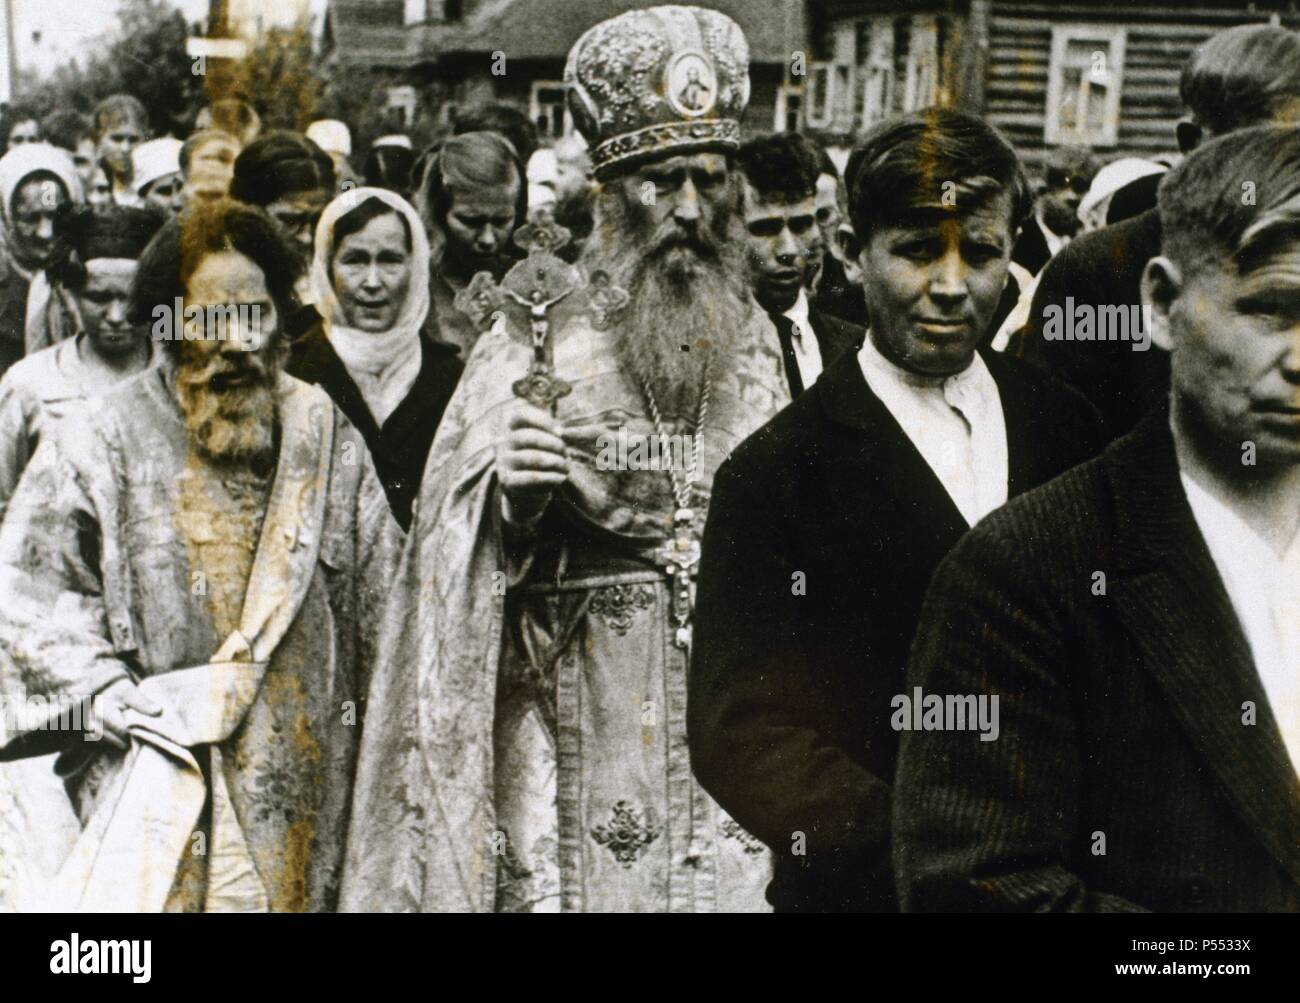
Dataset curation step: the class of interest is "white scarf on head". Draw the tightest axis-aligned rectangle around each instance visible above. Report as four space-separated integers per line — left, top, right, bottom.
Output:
0 143 85 342
309 186 430 427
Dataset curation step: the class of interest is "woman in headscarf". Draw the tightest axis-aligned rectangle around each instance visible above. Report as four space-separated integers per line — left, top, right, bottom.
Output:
1076 157 1168 233
287 187 463 530
0 143 83 377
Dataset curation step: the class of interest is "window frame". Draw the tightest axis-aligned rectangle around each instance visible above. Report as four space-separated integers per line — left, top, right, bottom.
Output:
529 80 571 139
1044 24 1126 148
385 86 418 129
804 62 836 129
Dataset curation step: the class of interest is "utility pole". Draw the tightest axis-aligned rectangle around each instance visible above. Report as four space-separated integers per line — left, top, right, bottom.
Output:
0 0 16 104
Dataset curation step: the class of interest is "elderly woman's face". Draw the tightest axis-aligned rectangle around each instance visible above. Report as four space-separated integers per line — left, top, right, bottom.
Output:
10 175 68 267
332 211 413 333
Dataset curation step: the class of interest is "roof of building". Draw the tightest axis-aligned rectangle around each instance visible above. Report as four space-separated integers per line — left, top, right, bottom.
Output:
326 0 803 66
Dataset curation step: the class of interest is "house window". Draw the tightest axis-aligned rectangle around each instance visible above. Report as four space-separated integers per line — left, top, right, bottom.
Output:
1045 25 1126 147
804 63 834 128
386 86 417 129
902 15 939 112
531 81 569 139
774 82 803 132
403 0 427 27
859 16 896 128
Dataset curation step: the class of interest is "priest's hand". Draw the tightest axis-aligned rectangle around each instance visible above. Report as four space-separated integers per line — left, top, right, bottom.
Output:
90 678 163 750
499 401 571 528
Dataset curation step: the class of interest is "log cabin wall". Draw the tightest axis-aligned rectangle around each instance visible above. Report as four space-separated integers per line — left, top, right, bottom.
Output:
812 1 1300 169
985 1 1300 170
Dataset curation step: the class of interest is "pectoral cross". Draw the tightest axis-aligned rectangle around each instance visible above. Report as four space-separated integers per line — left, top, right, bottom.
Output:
653 507 702 649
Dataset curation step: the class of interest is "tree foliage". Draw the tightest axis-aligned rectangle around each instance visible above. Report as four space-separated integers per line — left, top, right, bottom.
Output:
15 0 205 137
14 0 450 157
208 24 325 132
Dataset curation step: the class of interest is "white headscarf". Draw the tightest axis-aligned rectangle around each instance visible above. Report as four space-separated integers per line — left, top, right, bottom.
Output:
1077 158 1166 232
0 144 85 353
0 143 84 278
309 186 430 426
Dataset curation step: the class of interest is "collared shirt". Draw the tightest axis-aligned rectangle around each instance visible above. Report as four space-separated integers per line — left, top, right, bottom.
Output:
1182 472 1300 776
857 334 1008 526
1036 206 1069 259
783 288 824 390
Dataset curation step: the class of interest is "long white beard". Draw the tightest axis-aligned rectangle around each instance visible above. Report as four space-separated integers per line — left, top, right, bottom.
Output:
580 188 754 417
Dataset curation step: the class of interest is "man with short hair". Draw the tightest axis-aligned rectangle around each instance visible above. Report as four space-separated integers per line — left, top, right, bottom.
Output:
91 95 149 207
894 124 1300 912
735 133 861 397
343 6 785 913
688 108 1104 912
416 130 527 357
0 199 400 912
230 131 336 338
1012 145 1097 277
1021 24 1300 442
808 143 865 324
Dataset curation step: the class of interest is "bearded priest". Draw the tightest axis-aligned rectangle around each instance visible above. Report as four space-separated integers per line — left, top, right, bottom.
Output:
0 199 401 912
342 6 788 912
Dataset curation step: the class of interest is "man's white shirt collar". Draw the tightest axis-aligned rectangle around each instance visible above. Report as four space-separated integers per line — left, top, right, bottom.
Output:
781 288 823 388
856 334 1008 526
1181 471 1300 776
783 287 811 335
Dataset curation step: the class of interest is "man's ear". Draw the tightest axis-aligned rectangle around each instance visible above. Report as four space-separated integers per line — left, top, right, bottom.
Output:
1141 255 1182 353
837 223 864 285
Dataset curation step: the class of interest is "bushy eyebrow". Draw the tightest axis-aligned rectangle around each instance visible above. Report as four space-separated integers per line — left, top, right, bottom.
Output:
1234 216 1300 275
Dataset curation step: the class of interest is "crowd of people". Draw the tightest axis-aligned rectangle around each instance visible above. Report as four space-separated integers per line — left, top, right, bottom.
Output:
0 6 1295 913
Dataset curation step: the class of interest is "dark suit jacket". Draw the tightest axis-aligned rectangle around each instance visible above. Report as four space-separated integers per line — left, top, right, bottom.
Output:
0 267 30 382
1018 208 1170 442
893 405 1300 912
1011 216 1053 276
812 255 868 329
809 305 864 373
771 304 864 398
287 323 464 530
689 347 1106 912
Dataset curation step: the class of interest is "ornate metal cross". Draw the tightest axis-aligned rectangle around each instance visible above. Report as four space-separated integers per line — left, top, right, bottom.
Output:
653 506 702 649
454 215 585 413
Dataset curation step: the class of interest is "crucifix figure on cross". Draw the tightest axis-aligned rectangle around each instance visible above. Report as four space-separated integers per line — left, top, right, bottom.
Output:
454 214 595 413
653 506 703 648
